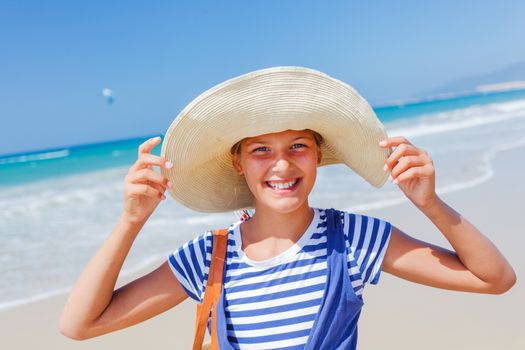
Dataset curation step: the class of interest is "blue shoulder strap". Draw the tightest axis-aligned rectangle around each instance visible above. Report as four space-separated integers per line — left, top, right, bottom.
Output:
304 208 363 350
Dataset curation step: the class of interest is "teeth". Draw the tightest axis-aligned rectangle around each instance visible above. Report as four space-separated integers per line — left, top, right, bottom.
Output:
267 179 298 190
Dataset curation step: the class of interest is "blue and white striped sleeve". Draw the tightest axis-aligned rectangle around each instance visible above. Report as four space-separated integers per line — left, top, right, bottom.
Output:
167 231 213 302
345 213 392 285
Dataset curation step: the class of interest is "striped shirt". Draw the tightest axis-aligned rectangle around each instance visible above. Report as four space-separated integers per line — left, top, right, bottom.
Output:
168 207 392 349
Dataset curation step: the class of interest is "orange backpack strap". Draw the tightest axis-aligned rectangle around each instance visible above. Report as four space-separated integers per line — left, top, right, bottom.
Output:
192 229 228 350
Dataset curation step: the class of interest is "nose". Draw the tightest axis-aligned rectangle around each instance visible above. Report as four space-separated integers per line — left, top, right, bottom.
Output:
272 154 291 172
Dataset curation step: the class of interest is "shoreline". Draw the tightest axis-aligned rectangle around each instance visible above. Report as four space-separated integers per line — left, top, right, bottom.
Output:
0 144 523 349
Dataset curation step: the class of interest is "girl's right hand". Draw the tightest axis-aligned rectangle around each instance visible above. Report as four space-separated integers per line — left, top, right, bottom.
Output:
122 136 172 225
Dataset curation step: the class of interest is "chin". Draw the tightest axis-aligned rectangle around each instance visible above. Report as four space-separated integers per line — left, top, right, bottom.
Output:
256 198 309 214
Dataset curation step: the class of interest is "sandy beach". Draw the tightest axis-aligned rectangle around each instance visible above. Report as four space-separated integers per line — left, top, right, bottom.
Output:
0 145 523 350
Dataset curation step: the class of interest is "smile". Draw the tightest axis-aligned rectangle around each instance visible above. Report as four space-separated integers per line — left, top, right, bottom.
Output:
265 178 301 191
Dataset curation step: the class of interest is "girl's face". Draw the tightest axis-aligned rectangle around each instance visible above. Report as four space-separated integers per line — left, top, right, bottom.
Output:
232 129 322 214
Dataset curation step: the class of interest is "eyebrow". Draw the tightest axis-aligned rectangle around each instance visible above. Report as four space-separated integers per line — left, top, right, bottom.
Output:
246 136 313 146
293 136 314 141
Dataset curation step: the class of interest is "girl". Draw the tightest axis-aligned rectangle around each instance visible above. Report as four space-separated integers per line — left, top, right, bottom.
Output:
59 67 516 349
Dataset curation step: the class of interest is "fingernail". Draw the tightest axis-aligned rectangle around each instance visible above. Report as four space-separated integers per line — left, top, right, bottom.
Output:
165 161 173 169
388 175 393 182
393 178 399 184
167 181 173 188
161 194 166 200
383 164 388 172
154 136 161 141
379 140 386 146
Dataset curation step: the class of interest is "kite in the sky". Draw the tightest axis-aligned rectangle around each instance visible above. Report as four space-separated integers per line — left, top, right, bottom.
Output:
102 88 114 105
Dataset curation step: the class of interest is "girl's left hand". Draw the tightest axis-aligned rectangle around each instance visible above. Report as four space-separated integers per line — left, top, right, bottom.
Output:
379 136 438 208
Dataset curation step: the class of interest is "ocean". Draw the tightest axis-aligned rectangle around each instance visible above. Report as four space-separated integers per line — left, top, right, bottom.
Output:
1 89 525 311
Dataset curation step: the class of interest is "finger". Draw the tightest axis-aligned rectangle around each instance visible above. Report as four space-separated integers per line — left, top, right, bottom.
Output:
126 183 164 199
138 136 162 157
134 180 167 199
126 168 171 188
146 181 168 197
389 155 427 180
130 153 173 172
126 168 168 185
378 136 413 148
384 143 422 171
393 164 434 184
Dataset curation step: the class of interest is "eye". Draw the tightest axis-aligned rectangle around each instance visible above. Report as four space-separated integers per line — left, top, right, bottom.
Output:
252 146 270 153
291 143 306 149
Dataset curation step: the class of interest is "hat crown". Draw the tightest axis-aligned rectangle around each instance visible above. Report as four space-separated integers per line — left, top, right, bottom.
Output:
161 66 390 212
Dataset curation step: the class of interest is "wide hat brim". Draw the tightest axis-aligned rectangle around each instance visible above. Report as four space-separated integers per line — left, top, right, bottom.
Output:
161 66 391 213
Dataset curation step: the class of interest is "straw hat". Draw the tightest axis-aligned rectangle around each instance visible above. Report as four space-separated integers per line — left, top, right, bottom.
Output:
161 66 391 213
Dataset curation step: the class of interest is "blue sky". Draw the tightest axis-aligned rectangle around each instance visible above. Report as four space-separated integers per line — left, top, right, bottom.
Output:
1 1 524 155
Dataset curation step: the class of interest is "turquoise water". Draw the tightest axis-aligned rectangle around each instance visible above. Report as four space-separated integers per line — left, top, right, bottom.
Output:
374 88 525 122
0 137 157 187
